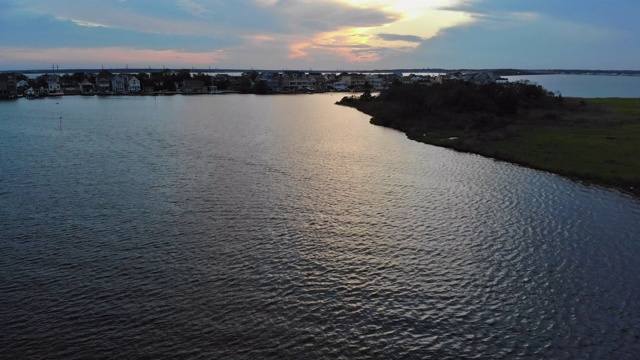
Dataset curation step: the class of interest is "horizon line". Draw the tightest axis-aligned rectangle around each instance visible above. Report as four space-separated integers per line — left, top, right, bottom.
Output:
2 68 640 74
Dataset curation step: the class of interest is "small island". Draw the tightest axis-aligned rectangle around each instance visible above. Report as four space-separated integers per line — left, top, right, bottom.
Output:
338 80 640 196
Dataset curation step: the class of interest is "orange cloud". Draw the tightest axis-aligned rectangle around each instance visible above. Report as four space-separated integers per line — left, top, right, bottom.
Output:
243 35 278 43
284 2 476 63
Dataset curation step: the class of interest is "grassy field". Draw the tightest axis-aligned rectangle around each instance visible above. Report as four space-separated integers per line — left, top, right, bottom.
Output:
341 92 640 196
475 123 640 188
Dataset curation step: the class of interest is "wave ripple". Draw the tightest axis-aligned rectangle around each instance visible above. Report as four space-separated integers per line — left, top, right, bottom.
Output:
1 95 640 359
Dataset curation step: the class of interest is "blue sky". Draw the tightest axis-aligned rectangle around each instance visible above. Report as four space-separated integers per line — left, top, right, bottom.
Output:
1 0 638 70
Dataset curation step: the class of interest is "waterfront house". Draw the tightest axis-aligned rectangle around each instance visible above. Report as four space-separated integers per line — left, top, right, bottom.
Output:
127 76 141 93
329 81 349 91
227 75 242 88
96 70 114 93
47 79 61 94
324 73 337 82
112 75 126 93
281 71 310 91
96 78 111 93
0 73 17 98
340 73 366 90
308 72 328 91
182 79 207 93
364 75 384 90
80 80 95 94
254 72 281 92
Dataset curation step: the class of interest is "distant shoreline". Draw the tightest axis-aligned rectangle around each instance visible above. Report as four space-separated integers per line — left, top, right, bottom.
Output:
3 68 640 77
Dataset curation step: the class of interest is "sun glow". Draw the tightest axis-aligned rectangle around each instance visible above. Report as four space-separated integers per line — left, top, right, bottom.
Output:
289 0 476 63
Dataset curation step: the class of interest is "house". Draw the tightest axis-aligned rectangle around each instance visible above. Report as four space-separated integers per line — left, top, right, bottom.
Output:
464 71 496 85
127 76 141 93
364 75 384 90
329 81 349 91
433 75 446 84
60 77 80 94
112 74 126 93
254 72 281 92
0 73 17 98
47 79 61 94
80 80 95 94
182 79 207 93
307 72 328 91
340 73 366 89
96 78 111 92
281 71 310 91
96 70 114 93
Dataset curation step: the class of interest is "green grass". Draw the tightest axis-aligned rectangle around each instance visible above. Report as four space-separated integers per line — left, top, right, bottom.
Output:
338 83 640 195
477 123 640 187
468 98 640 192
343 95 640 195
587 98 640 117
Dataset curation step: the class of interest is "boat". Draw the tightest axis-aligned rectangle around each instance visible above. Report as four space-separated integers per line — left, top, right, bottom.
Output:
25 88 37 99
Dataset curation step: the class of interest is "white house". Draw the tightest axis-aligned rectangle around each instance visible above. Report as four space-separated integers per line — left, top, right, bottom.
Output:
364 75 384 90
340 73 366 89
281 71 310 91
47 80 61 94
128 76 141 92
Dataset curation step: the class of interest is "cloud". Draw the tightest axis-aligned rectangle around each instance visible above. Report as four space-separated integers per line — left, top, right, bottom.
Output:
4 0 476 64
176 0 212 18
242 34 278 43
436 0 483 12
64 18 111 28
13 1 225 37
375 34 424 43
13 0 620 68
250 0 476 64
0 46 227 69
254 0 280 7
264 1 402 33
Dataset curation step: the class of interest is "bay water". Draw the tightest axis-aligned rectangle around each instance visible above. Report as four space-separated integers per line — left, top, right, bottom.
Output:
507 74 640 98
1 94 640 359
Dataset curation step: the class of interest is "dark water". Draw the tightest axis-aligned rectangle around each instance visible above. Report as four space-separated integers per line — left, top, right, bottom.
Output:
1 94 640 359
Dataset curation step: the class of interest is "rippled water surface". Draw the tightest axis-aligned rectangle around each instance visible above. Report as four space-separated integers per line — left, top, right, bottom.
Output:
1 94 640 359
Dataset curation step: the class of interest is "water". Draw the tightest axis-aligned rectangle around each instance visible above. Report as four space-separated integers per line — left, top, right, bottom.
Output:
1 94 640 359
507 74 640 98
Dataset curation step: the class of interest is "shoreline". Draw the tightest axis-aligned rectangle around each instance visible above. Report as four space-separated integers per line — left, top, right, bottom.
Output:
338 96 640 198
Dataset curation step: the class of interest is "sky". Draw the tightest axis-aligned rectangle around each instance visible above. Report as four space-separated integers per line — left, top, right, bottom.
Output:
1 0 639 71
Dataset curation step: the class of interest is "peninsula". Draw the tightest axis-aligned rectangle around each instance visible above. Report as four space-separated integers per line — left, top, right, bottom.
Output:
338 80 640 196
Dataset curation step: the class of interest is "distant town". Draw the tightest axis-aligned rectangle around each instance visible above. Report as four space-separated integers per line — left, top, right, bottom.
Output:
0 67 638 99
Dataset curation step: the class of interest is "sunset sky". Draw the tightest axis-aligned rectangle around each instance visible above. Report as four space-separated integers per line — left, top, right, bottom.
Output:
1 0 639 71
